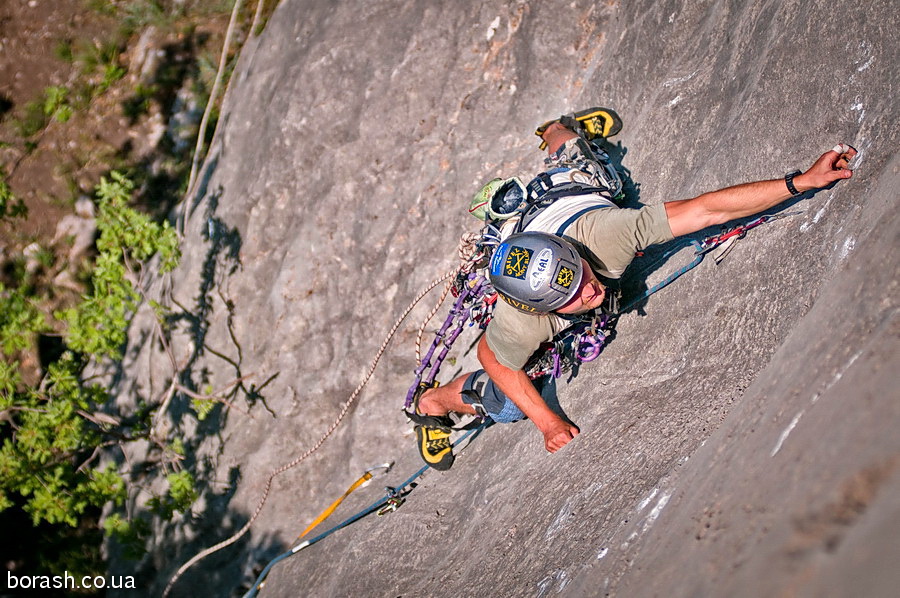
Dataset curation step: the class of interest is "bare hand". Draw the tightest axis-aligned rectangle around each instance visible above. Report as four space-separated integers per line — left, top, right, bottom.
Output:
799 143 857 191
542 419 580 453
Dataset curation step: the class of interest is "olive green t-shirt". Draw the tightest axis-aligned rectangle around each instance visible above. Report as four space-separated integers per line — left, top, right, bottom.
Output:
485 202 674 370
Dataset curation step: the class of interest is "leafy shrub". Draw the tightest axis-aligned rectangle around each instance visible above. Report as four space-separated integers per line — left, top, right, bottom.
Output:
0 170 28 222
43 86 74 123
1 172 184 554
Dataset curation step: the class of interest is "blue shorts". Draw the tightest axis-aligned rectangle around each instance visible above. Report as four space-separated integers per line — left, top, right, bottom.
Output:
460 371 553 424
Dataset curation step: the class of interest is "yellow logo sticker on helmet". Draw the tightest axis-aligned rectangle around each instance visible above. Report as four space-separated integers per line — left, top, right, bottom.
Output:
556 266 575 289
503 246 531 279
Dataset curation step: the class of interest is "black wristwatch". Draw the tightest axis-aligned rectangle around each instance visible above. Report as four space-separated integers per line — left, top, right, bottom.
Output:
784 170 803 197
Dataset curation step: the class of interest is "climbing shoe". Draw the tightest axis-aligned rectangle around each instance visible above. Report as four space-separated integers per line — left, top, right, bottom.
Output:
535 107 623 150
405 382 456 471
415 421 455 470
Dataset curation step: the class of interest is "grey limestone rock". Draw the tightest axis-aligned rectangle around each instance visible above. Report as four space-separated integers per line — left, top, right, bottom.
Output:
111 1 899 596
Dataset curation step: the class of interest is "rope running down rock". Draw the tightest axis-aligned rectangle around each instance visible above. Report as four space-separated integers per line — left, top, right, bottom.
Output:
164 231 483 596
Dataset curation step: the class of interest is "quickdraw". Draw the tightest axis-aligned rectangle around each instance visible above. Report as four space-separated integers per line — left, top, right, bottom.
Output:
241 425 489 598
404 271 493 410
293 463 393 543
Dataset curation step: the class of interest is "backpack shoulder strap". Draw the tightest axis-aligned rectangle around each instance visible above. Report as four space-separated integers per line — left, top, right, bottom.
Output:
553 204 608 235
514 184 613 234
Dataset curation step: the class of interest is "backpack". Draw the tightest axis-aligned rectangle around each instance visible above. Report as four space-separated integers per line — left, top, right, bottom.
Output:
466 164 624 380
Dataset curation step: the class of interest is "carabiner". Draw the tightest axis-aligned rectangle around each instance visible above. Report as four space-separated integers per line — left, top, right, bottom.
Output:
377 496 405 516
365 462 394 478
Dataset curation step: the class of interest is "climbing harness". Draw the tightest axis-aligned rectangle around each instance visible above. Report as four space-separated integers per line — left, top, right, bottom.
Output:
453 144 627 381
242 425 489 598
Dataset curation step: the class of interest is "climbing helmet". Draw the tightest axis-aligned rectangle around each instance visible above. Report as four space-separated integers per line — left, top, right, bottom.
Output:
488 231 583 313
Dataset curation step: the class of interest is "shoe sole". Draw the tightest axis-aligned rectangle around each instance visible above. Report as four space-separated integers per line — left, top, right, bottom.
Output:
415 425 455 471
535 107 623 149
576 107 623 138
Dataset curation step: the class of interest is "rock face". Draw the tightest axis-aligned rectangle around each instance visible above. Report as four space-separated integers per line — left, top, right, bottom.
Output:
113 0 899 596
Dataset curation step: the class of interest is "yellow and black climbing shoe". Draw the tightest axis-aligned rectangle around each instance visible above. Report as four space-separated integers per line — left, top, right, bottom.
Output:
404 381 456 470
535 107 623 150
415 422 455 471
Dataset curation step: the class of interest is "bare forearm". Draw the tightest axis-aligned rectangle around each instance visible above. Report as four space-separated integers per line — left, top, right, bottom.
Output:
476 337 558 427
667 178 794 236
476 336 580 452
665 145 856 238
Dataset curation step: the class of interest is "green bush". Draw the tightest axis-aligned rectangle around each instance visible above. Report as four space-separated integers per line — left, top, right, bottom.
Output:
1 172 184 555
43 86 74 123
0 171 27 222
59 172 180 358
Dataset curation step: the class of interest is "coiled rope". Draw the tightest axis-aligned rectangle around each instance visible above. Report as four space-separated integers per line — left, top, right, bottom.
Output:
164 231 483 596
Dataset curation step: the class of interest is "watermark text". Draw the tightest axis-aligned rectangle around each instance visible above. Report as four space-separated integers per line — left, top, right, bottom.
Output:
7 571 136 590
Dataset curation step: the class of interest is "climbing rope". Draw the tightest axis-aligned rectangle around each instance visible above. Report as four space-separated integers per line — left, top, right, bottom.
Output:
186 0 243 200
164 233 486 596
617 212 797 314
241 424 489 598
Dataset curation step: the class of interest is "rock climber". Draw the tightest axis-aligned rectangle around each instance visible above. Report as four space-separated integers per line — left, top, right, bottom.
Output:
407 107 856 470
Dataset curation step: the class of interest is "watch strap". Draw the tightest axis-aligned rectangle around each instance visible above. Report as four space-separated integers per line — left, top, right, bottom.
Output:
785 170 802 196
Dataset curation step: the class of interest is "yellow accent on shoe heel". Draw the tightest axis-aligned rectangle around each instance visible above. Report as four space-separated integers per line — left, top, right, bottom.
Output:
415 424 455 470
534 107 623 150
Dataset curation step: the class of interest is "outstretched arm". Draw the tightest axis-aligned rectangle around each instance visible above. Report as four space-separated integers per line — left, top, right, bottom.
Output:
477 336 579 453
664 144 857 237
